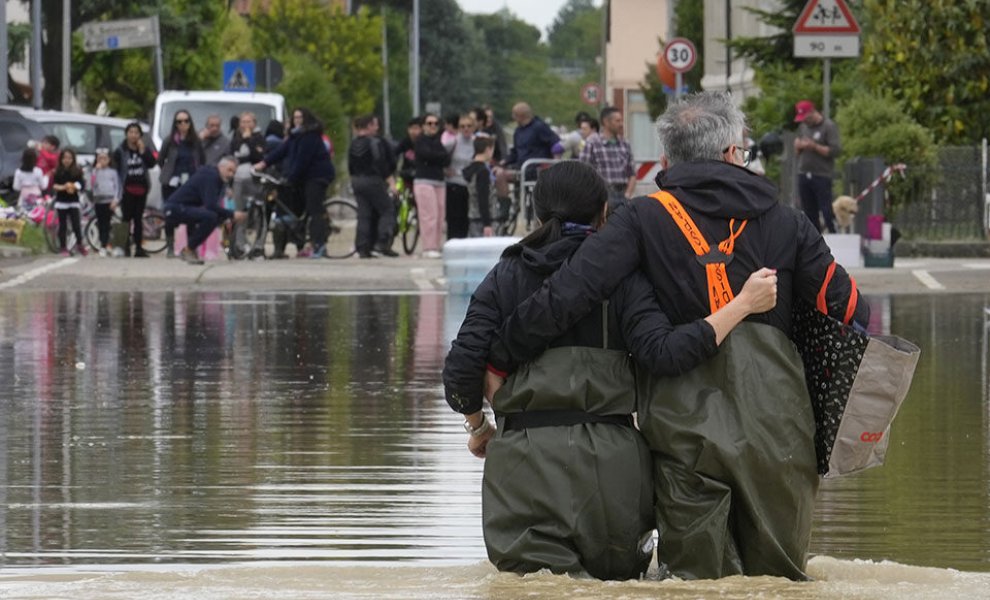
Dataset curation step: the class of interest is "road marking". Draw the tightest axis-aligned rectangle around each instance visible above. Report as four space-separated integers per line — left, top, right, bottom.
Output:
963 263 990 270
410 267 436 291
911 270 945 290
0 258 79 291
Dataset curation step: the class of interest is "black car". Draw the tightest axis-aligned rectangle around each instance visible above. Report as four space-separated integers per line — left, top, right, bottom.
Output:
0 109 48 198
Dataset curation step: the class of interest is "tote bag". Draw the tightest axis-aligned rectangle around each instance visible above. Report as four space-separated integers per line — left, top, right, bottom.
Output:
791 300 921 478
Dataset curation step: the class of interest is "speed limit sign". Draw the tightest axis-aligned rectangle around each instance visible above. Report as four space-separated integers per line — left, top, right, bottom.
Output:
663 37 697 74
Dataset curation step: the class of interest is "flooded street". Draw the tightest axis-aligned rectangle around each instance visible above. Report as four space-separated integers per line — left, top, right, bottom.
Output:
0 290 988 598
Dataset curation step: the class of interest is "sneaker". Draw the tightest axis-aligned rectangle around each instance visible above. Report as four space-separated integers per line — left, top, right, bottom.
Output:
98 247 109 258
76 244 89 257
310 244 326 259
134 248 150 258
59 249 71 257
374 245 399 258
249 248 266 260
422 250 442 259
358 251 377 259
297 246 313 258
180 247 204 265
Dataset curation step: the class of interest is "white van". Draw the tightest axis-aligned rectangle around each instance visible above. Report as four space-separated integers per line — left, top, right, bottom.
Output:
151 90 288 152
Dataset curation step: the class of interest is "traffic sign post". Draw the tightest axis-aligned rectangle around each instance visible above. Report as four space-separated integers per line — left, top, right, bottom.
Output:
793 0 861 119
663 38 696 101
580 82 602 106
80 16 163 93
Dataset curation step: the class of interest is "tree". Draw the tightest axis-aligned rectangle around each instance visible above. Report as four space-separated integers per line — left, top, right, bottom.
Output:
546 0 602 73
639 1 704 120
860 0 990 144
417 0 491 116
251 0 383 119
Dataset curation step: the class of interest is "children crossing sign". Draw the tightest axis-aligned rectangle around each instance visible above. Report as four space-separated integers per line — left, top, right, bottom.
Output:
793 0 860 58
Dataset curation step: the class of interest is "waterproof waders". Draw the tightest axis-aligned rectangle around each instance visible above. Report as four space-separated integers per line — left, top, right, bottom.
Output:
483 344 654 581
636 191 820 580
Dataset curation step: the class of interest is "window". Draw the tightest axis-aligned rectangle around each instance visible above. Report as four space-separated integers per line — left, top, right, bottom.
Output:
0 121 33 152
44 123 99 154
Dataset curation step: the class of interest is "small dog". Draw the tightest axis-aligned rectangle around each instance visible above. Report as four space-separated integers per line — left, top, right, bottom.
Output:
832 195 858 233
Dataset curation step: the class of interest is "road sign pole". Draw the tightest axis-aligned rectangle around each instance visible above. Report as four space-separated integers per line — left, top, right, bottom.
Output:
153 15 164 93
675 72 682 101
822 57 831 121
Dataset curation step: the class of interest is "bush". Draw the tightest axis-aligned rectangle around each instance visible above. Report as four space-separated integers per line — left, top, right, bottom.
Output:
835 91 939 215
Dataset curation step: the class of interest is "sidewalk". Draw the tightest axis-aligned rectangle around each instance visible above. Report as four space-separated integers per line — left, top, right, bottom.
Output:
1 251 989 295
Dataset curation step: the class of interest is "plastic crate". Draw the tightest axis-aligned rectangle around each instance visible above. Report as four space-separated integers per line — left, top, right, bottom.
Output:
864 248 894 268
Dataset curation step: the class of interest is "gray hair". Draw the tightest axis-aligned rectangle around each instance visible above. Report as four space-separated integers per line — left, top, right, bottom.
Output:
217 155 237 167
655 91 746 166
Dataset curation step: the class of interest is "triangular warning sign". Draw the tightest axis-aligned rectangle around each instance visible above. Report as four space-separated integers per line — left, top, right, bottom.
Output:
793 0 860 34
227 68 250 90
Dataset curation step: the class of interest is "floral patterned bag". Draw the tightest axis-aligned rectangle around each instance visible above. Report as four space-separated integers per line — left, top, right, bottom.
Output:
791 300 921 478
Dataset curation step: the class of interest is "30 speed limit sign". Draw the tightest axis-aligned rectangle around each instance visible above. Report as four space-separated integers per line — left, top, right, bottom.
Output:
663 37 697 74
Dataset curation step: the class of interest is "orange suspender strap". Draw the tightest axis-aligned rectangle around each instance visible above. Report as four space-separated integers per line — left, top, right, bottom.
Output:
816 260 860 325
650 191 747 314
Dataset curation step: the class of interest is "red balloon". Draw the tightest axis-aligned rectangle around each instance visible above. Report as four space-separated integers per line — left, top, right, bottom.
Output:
656 53 676 89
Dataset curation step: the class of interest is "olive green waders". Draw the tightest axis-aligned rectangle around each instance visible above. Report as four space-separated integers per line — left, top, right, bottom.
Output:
637 322 819 581
484 345 654 581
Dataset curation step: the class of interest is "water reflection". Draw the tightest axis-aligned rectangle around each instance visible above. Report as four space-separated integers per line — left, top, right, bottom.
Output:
0 291 988 590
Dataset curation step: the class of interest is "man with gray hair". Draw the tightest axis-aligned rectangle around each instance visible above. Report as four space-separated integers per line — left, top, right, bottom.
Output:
163 156 246 264
484 91 868 580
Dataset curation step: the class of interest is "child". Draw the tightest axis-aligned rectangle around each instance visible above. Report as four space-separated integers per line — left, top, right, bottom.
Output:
36 135 60 193
51 148 87 256
442 161 777 581
12 147 48 220
90 148 119 257
462 136 496 237
113 121 156 258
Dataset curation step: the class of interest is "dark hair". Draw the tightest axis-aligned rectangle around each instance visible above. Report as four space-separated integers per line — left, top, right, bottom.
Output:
20 147 37 171
125 121 143 136
170 110 200 146
42 134 60 148
599 106 621 122
472 107 488 128
229 115 240 134
292 107 323 134
407 116 423 127
580 118 600 132
353 114 376 130
574 111 592 124
444 113 459 128
504 161 608 256
55 148 82 179
472 136 495 155
265 119 285 138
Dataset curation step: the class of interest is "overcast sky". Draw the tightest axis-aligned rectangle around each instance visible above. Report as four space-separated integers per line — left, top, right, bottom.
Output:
456 0 600 37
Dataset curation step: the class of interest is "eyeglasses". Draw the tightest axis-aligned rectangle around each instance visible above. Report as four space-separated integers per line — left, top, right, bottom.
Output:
175 118 190 124
723 144 753 167
424 120 438 126
459 124 473 129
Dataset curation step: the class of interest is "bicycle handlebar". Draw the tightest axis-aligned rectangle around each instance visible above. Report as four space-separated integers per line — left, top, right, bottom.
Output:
251 170 288 187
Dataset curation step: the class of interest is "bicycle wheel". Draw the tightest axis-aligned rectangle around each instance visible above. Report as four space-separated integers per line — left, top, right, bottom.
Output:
323 199 358 259
401 201 419 255
84 213 120 251
140 210 168 254
243 202 269 258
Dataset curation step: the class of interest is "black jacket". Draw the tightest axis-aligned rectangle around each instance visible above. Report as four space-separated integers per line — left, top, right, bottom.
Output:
348 134 396 179
442 233 717 415
163 165 233 221
488 160 868 372
413 133 450 181
264 125 335 184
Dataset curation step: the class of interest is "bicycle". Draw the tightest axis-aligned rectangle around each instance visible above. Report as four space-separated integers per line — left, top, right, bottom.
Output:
43 193 91 253
83 206 168 255
219 191 268 260
252 170 357 259
394 178 419 255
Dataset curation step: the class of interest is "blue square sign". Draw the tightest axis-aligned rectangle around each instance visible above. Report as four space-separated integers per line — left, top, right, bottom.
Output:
223 61 255 92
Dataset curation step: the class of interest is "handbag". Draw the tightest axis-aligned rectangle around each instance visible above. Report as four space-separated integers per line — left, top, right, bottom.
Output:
791 299 921 478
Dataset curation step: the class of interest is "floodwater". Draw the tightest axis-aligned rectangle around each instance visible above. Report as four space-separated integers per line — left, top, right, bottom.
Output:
0 290 988 599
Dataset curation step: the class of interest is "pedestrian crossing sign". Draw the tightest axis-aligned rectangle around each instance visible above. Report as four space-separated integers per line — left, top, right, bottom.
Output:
223 61 256 92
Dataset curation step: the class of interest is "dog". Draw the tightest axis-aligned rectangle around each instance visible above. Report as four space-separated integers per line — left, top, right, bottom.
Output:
832 195 858 233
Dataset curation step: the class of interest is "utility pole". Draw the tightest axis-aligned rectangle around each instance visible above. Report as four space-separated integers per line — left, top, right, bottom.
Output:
62 0 72 110
31 0 42 108
411 0 420 116
0 0 7 104
382 6 390 136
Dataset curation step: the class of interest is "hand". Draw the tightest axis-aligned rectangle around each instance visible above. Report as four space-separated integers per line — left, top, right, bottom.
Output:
468 420 496 459
482 226 493 238
484 370 505 405
110 201 119 212
252 161 266 172
738 267 777 314
137 139 145 153
231 210 248 224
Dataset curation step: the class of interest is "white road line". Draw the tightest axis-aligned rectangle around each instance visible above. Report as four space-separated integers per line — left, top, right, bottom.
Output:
911 269 946 290
963 263 990 270
0 258 79 291
410 267 437 291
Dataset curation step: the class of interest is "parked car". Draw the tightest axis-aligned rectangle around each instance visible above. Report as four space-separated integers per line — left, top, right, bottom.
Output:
3 107 163 207
0 108 48 199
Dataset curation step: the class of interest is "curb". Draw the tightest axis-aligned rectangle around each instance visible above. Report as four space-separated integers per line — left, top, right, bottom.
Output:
896 240 990 258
